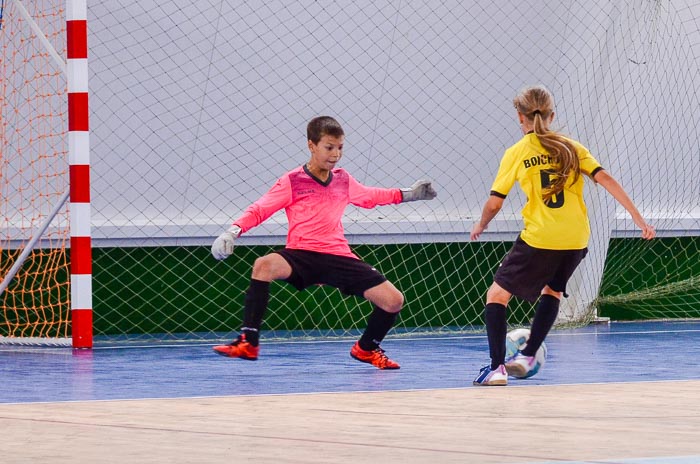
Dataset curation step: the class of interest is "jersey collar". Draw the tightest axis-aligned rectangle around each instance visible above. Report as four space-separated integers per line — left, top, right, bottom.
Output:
302 164 333 186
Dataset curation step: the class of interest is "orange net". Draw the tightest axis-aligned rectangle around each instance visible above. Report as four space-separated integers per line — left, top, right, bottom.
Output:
0 1 70 339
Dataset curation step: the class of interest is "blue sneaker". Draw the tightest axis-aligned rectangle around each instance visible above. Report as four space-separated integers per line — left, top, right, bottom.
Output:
473 364 507 386
505 352 538 379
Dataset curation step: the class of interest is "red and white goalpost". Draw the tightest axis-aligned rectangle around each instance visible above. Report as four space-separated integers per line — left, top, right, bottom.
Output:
67 0 92 348
0 0 91 347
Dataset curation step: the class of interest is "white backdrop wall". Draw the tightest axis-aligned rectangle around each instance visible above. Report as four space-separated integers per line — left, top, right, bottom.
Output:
85 0 700 246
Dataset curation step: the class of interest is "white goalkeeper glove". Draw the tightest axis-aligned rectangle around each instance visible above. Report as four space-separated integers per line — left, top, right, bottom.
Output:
401 179 437 202
211 225 242 261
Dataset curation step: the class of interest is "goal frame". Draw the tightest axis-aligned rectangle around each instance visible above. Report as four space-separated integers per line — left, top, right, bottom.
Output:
66 0 92 348
0 0 92 348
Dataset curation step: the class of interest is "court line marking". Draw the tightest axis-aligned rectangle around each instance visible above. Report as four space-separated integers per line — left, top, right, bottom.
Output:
530 457 700 464
1 378 698 406
94 326 700 349
2 326 699 352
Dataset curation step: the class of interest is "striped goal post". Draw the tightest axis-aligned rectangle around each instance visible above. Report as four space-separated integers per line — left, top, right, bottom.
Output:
67 0 92 348
0 0 91 347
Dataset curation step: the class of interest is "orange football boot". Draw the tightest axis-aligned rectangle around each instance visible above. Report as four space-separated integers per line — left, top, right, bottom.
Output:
213 335 259 360
350 341 400 369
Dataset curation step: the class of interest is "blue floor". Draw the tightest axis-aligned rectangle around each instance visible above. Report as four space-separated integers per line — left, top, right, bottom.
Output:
2 320 699 404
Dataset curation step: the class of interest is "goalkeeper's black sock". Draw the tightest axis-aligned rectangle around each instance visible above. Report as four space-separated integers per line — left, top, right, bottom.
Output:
358 306 398 351
485 303 507 369
522 294 559 356
241 279 269 347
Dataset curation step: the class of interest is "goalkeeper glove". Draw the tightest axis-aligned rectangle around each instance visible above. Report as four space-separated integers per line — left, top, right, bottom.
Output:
401 179 437 202
211 225 242 261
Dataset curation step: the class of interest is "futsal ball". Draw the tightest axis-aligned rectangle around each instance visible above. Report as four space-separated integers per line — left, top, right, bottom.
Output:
505 328 547 379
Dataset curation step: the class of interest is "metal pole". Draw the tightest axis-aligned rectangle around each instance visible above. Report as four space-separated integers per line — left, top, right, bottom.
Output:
0 190 70 296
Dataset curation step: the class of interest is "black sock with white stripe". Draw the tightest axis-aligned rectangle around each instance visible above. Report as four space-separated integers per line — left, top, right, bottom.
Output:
359 306 398 351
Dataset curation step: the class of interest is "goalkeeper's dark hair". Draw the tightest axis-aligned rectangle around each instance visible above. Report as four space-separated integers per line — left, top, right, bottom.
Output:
307 116 344 144
513 85 580 204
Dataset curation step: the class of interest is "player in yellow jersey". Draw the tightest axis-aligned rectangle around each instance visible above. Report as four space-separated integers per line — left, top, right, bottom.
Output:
471 85 655 386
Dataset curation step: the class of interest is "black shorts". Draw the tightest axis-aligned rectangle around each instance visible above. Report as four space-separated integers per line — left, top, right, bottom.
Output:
274 248 388 297
494 235 588 303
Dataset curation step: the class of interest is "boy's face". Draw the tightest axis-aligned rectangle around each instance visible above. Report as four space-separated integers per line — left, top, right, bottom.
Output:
308 134 344 170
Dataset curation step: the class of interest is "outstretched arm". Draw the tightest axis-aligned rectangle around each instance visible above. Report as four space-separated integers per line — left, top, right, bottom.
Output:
211 175 292 260
593 170 655 240
470 195 504 241
347 177 436 207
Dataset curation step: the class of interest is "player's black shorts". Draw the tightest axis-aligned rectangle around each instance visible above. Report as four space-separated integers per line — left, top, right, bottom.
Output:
274 248 387 297
494 235 588 303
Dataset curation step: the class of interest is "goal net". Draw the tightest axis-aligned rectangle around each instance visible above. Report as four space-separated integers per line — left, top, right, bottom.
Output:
0 1 70 343
4 1 699 343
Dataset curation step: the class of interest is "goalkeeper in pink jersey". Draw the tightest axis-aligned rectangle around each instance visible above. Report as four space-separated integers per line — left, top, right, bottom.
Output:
210 116 437 369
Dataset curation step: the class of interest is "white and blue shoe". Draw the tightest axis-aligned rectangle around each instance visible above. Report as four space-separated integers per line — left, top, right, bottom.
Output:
505 352 539 379
473 364 507 386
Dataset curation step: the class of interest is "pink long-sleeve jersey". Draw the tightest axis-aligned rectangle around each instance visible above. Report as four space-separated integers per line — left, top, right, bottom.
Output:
233 165 403 259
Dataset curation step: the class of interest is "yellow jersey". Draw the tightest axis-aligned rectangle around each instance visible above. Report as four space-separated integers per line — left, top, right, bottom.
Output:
490 132 603 250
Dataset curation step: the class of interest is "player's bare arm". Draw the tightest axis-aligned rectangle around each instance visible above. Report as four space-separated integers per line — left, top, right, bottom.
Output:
471 195 504 241
593 170 656 240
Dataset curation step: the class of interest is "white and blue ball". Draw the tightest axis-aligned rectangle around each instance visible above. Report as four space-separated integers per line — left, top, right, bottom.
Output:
505 328 547 378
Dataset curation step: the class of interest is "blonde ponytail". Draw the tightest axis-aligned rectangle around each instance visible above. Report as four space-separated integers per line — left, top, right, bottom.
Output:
513 86 581 204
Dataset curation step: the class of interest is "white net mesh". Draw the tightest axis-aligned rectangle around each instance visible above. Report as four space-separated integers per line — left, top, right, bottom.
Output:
0 0 70 341
3 1 699 342
86 0 699 340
